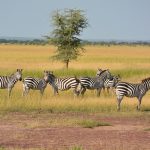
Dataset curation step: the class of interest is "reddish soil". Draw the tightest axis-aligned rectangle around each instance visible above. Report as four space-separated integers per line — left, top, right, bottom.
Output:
0 112 149 150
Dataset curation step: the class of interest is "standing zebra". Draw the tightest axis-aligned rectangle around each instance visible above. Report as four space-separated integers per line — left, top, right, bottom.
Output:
96 68 121 94
103 75 121 94
115 77 150 111
79 69 112 96
48 72 81 96
23 71 51 96
0 69 23 97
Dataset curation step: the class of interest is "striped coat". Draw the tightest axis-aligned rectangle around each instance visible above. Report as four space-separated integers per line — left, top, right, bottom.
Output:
48 73 81 96
115 77 150 110
23 71 51 96
0 69 23 97
79 70 112 96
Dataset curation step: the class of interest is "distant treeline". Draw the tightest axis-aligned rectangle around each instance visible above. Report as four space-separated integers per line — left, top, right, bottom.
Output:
0 38 150 46
0 39 48 45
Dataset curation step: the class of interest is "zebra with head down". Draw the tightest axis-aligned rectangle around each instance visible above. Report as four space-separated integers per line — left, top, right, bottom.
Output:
48 71 81 96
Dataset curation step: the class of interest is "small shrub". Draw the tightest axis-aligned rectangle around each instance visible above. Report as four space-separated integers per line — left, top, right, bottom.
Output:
78 119 111 128
69 146 83 150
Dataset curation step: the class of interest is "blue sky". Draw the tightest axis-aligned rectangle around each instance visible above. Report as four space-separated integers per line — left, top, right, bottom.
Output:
0 0 150 41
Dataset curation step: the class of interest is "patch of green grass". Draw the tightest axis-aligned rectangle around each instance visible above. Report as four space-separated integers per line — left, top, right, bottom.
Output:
69 146 83 150
77 119 111 128
0 146 5 150
144 128 150 131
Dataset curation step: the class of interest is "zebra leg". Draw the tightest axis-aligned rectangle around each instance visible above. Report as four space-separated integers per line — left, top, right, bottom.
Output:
97 88 102 97
24 88 30 96
53 87 59 96
110 87 115 96
107 87 110 94
73 89 79 97
8 87 12 98
22 84 26 96
80 87 86 97
117 96 123 111
40 89 44 96
137 96 142 110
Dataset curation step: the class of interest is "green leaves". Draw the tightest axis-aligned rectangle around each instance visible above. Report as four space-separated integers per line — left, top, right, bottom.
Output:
48 9 88 68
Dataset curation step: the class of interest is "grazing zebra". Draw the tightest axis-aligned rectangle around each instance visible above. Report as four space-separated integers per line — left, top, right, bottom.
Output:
79 69 112 96
48 72 81 96
96 68 121 94
0 69 23 97
23 71 51 96
115 77 150 111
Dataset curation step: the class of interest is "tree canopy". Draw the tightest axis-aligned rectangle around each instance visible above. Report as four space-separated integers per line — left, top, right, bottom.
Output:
48 9 88 68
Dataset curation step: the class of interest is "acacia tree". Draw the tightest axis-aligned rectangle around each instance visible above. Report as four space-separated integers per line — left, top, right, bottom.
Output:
48 9 88 69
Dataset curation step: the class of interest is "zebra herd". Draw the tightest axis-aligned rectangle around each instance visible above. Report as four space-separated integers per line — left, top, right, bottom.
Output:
0 69 150 111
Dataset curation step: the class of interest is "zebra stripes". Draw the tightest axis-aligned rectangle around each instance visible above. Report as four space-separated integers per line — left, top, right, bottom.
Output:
79 69 112 96
96 68 121 94
0 68 150 112
48 72 81 96
23 71 51 96
0 69 23 97
115 77 150 111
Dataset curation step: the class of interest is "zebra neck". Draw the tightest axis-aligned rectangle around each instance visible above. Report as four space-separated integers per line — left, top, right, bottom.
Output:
40 79 47 85
8 75 18 84
144 82 150 91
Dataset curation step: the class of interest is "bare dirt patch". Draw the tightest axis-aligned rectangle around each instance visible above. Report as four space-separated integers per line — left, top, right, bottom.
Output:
0 112 149 150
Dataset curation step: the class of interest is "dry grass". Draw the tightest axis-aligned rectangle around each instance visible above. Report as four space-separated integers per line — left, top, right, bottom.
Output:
0 44 150 114
0 44 150 71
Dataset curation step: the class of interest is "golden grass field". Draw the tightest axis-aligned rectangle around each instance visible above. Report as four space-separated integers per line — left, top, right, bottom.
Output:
0 44 150 113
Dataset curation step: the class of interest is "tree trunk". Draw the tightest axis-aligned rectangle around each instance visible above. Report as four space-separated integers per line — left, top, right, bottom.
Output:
65 59 69 69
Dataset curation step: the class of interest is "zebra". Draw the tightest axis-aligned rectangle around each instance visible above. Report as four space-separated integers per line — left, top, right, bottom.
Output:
23 71 51 96
48 72 81 96
79 69 112 96
0 69 23 97
96 68 121 94
103 74 121 94
115 77 150 111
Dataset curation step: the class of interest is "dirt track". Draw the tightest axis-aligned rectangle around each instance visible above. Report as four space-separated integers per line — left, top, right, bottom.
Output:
0 113 149 150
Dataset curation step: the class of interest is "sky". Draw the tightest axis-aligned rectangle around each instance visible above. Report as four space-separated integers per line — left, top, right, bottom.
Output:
0 0 150 41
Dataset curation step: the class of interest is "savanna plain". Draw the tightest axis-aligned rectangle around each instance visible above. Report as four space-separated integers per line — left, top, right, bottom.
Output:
0 44 150 150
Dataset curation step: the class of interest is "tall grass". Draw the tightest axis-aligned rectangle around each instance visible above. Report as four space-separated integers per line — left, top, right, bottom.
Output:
0 45 150 114
0 85 149 114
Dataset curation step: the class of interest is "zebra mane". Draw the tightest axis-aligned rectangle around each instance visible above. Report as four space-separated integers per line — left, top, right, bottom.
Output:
142 77 150 83
9 73 15 78
98 69 107 76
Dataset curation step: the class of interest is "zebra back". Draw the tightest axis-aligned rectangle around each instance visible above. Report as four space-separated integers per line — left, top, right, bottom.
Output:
48 73 80 91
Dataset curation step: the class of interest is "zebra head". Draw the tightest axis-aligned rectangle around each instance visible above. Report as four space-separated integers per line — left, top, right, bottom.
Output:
96 68 103 77
43 70 53 83
113 74 121 85
46 71 56 85
14 69 23 81
98 69 112 80
141 77 150 91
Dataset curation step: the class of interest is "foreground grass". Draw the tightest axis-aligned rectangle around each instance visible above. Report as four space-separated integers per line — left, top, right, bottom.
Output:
0 86 150 115
78 119 111 128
